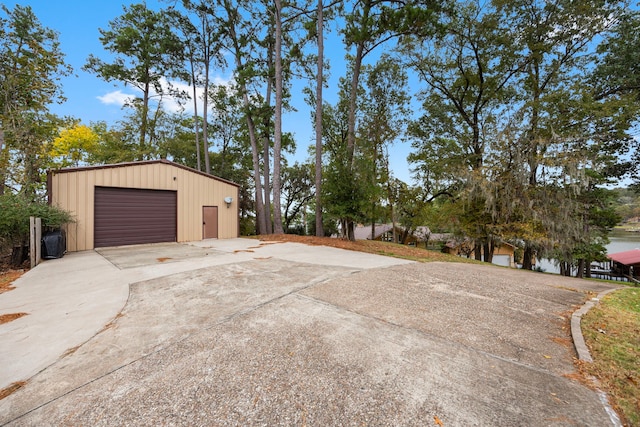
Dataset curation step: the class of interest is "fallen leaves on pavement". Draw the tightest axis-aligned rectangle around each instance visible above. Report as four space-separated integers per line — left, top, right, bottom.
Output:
0 312 28 325
0 270 24 294
0 381 26 400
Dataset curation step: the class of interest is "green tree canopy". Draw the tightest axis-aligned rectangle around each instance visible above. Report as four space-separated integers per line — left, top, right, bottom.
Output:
0 4 71 197
84 3 186 159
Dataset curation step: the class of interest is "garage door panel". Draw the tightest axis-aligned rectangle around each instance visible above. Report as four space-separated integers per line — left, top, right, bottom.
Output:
94 187 177 248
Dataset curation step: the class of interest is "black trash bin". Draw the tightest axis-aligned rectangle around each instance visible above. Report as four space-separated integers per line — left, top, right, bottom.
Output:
42 230 66 259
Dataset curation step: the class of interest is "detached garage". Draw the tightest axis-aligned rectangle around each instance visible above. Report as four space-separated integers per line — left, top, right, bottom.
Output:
48 160 239 252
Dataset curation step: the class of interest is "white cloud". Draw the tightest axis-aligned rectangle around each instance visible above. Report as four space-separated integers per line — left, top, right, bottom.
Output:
96 75 234 117
97 90 133 106
162 75 233 116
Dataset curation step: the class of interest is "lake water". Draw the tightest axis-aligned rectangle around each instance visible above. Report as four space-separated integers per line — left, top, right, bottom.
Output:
537 229 640 274
607 229 640 253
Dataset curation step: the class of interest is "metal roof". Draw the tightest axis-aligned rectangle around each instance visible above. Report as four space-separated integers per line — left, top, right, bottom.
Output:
354 224 395 240
49 159 239 187
607 248 640 265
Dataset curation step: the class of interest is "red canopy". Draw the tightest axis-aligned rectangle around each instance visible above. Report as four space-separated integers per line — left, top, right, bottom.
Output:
608 248 640 266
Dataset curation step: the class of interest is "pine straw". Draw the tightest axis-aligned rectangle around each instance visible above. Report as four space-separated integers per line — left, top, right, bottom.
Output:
0 312 28 325
256 234 470 263
0 381 27 400
0 270 24 294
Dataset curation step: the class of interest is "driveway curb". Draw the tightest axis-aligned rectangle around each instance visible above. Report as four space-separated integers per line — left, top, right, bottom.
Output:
571 287 620 363
571 287 623 427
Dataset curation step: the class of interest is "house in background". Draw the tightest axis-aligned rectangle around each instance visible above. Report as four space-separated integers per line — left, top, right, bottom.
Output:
443 239 517 268
350 223 520 268
353 224 450 249
48 160 239 252
355 224 401 242
354 224 422 245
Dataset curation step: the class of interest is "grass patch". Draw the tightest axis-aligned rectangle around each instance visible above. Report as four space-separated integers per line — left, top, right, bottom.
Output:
581 287 640 426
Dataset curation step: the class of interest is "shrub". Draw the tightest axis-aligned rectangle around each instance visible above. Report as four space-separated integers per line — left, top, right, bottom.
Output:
0 194 74 261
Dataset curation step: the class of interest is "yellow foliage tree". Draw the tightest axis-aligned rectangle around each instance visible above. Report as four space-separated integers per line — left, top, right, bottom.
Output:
49 125 99 168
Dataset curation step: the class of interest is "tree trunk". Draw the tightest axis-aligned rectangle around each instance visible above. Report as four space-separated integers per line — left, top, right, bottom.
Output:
11 244 28 267
0 129 7 195
371 219 375 241
528 59 541 187
272 0 284 234
202 61 211 175
347 220 355 241
576 259 585 278
347 41 364 166
245 109 267 234
314 0 324 237
22 130 40 200
343 3 371 241
373 145 379 240
391 204 397 243
483 241 494 263
401 229 409 245
263 56 273 234
224 6 267 234
564 262 570 276
474 242 482 261
140 80 150 160
220 136 228 176
188 53 202 171
522 245 534 270
262 132 273 234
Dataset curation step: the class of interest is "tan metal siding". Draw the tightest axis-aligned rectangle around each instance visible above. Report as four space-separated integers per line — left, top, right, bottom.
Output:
51 162 239 251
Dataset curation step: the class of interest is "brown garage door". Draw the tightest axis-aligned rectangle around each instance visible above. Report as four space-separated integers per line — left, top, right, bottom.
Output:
94 187 177 248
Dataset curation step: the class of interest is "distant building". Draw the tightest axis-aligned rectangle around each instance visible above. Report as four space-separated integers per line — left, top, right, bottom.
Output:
442 238 517 268
608 249 640 283
353 223 520 268
354 224 415 244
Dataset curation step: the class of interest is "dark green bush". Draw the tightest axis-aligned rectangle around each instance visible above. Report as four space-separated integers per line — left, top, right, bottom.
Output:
0 193 74 252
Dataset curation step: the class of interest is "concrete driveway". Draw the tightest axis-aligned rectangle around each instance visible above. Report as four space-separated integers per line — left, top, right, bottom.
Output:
0 239 621 426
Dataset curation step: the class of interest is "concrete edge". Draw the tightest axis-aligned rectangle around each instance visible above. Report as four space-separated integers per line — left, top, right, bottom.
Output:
571 287 620 362
570 287 623 427
28 280 133 393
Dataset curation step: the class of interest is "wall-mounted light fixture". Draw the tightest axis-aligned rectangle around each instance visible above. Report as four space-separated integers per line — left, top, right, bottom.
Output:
224 196 233 208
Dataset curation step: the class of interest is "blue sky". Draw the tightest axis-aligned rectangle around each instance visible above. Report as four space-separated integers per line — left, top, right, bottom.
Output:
4 1 149 124
3 0 416 183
